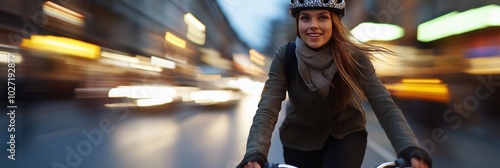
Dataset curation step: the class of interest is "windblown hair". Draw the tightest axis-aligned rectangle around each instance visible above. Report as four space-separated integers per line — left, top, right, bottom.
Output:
329 11 395 110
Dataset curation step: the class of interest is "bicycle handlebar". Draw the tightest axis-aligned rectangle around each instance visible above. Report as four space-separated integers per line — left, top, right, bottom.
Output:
265 158 409 168
376 158 411 168
265 162 297 168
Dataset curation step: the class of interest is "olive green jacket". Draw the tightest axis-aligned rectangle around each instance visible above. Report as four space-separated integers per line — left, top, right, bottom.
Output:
244 43 420 158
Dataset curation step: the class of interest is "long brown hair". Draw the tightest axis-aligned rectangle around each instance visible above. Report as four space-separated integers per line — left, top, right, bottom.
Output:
328 12 396 110
295 10 395 110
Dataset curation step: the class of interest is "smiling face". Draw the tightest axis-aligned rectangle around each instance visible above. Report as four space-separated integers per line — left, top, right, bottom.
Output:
298 10 333 49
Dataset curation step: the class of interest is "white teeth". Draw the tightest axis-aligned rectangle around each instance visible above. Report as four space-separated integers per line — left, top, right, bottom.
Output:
308 33 322 37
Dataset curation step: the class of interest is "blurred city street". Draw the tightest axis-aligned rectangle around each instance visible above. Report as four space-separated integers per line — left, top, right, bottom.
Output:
1 0 500 168
1 95 500 168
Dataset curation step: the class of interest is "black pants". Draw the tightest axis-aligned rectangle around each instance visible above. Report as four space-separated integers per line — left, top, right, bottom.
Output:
283 130 367 168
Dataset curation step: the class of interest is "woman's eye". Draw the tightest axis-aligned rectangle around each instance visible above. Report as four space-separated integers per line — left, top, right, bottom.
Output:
300 16 310 21
319 16 329 20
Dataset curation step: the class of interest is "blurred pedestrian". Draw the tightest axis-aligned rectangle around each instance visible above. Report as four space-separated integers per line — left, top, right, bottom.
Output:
237 0 431 168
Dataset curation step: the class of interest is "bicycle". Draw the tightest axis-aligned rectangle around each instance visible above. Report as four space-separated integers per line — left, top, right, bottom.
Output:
264 158 410 168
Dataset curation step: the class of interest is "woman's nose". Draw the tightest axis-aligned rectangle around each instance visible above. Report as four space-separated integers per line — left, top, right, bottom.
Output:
309 19 319 30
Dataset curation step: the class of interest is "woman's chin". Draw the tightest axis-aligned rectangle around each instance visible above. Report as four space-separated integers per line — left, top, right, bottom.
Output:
305 42 324 49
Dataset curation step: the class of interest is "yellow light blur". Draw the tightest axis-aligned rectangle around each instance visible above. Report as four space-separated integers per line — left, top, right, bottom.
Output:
385 83 449 94
184 13 206 31
151 56 176 69
101 51 139 63
43 1 84 27
402 78 442 84
165 32 186 49
384 82 450 103
249 49 266 66
136 98 173 107
389 92 450 103
20 35 100 59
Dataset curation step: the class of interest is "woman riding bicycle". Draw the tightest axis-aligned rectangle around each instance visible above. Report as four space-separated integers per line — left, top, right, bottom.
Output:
237 0 432 168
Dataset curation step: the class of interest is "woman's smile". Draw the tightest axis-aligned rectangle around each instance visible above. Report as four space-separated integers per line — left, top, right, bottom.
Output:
307 33 323 40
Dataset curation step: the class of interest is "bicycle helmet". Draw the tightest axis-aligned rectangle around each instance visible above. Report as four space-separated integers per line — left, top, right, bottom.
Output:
289 0 346 18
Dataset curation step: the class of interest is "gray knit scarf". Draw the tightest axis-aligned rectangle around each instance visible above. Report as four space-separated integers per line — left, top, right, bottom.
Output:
295 37 338 98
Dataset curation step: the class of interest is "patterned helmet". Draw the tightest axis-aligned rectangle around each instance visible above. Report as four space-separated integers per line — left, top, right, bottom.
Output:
289 0 346 18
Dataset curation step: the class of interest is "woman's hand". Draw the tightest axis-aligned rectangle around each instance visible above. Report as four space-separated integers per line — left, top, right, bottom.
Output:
243 162 261 168
398 147 432 168
411 158 429 168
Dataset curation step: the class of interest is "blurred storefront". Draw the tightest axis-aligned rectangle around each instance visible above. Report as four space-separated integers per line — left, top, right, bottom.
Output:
0 0 256 106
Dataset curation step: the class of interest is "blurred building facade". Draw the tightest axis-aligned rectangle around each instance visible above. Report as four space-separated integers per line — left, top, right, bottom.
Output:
0 0 267 104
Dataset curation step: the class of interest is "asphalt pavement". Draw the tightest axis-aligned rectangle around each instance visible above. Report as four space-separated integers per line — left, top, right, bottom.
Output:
1 96 499 168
